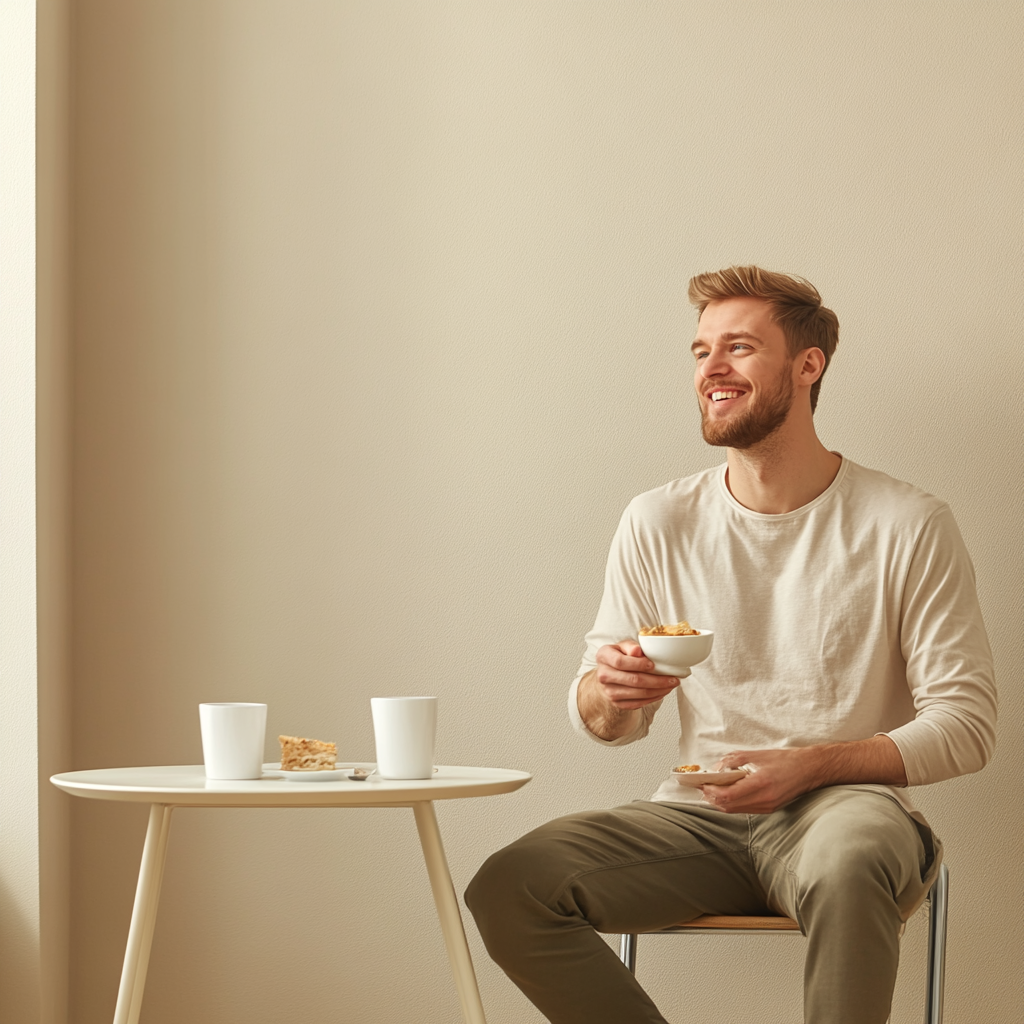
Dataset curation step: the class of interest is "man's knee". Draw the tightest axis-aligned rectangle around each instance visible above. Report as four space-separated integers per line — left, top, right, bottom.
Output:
465 842 521 921
794 799 923 914
465 826 574 954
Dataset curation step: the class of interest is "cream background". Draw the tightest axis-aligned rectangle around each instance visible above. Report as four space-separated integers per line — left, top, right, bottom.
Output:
56 1 1024 1023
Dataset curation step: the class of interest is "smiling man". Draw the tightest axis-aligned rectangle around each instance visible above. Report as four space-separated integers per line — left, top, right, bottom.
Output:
466 266 997 1024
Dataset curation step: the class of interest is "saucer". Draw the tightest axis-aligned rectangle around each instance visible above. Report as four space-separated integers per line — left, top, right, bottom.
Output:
262 763 359 783
671 768 747 788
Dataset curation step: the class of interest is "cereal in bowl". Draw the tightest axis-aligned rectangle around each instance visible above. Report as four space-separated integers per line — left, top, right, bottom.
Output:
639 621 700 636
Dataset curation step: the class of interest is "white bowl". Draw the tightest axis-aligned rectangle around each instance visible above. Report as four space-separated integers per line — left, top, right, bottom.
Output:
637 630 714 677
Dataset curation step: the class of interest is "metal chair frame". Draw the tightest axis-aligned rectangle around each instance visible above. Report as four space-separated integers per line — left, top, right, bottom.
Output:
617 861 949 1024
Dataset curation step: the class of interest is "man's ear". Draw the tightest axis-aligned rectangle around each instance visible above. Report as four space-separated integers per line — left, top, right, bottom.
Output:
795 347 826 386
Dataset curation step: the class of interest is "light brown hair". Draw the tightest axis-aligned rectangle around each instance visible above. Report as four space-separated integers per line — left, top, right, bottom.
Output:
688 265 839 412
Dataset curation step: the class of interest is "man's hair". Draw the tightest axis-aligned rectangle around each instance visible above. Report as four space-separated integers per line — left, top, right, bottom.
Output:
688 265 839 412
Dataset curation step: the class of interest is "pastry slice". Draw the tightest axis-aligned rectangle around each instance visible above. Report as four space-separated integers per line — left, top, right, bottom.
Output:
278 734 337 771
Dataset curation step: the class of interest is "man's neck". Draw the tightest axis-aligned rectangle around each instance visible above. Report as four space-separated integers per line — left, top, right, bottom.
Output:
724 423 842 515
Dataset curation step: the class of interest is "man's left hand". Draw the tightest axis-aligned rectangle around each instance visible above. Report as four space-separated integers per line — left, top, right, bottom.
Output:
699 748 818 814
699 736 908 815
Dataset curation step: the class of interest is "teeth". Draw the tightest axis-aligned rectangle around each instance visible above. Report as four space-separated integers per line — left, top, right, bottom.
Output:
710 391 743 401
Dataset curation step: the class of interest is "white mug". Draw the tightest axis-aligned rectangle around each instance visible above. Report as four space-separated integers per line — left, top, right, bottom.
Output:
199 702 267 780
370 696 437 779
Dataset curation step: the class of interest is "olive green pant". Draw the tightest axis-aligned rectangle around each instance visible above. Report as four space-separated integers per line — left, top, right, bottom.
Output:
466 787 938 1024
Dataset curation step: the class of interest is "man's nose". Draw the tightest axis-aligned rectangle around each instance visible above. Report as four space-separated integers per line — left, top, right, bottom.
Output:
698 348 731 378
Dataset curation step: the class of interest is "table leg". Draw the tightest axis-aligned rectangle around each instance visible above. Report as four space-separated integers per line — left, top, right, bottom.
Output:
112 803 173 1024
413 801 488 1024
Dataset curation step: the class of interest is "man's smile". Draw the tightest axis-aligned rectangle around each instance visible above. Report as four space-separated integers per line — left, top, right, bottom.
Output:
702 385 750 411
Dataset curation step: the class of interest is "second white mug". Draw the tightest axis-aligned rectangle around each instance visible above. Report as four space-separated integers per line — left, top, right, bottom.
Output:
199 702 267 780
370 696 437 779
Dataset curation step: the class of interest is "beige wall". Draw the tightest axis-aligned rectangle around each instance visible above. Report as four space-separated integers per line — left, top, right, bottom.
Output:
69 3 1022 1023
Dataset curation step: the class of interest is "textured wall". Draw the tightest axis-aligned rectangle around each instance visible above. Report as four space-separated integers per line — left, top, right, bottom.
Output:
70 2 1023 1022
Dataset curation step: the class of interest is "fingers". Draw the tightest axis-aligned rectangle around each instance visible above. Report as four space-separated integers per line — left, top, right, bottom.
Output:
596 642 655 675
716 751 755 770
700 778 761 813
601 683 678 709
700 777 748 802
699 783 733 811
701 768 795 815
598 673 679 705
592 642 679 708
597 670 678 704
596 644 676 688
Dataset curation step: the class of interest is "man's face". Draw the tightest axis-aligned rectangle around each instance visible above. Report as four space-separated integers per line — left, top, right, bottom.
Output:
691 297 796 450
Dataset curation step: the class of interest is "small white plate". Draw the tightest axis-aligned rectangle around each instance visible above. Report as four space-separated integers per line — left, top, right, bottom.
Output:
671 768 748 788
262 763 363 783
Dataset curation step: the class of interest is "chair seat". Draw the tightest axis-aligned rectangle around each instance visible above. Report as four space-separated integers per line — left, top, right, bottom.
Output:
671 913 800 930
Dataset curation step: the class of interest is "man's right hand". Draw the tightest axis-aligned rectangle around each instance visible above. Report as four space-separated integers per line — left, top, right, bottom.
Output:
576 641 680 741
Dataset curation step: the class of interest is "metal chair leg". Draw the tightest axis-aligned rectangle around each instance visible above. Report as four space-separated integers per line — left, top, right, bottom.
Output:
619 933 637 975
925 863 949 1024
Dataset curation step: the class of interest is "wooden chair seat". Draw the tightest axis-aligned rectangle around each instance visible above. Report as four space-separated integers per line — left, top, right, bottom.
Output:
671 913 800 930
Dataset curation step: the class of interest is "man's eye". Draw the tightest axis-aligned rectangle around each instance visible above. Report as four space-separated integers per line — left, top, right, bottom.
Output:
694 351 708 360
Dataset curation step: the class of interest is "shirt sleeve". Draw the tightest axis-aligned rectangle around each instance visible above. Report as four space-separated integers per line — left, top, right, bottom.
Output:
883 505 998 785
568 502 665 746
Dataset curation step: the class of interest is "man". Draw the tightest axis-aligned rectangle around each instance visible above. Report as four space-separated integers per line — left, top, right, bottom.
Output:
466 266 996 1024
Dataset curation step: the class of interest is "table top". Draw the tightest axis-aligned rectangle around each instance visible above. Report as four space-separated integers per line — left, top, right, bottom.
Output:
50 764 532 808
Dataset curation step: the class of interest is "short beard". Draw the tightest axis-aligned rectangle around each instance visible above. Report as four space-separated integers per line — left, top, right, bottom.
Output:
700 366 794 450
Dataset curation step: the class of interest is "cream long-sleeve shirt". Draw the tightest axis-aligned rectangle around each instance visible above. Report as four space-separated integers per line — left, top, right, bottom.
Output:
568 458 997 813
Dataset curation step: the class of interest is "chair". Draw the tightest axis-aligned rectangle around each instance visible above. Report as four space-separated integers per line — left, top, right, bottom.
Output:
617 862 949 1024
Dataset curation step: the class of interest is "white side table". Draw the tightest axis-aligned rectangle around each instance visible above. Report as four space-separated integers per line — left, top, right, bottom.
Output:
52 764 531 1024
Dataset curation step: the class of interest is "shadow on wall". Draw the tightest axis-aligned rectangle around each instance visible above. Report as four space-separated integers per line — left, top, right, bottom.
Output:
0 871 39 1019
